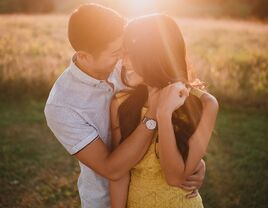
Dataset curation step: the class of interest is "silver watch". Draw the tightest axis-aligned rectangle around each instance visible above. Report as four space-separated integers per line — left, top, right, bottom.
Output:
142 116 157 130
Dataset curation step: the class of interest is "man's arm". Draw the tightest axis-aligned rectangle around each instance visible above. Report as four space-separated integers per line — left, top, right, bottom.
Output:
109 97 130 208
74 91 158 181
74 121 153 181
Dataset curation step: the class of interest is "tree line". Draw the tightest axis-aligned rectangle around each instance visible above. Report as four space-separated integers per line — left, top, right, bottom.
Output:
0 0 267 18
0 0 54 13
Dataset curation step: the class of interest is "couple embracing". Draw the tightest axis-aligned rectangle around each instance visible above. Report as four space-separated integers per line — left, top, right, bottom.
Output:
45 3 218 208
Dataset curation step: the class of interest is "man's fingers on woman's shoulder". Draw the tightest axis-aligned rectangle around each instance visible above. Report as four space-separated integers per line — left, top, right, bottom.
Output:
186 190 198 199
181 180 199 187
186 173 203 181
179 184 197 191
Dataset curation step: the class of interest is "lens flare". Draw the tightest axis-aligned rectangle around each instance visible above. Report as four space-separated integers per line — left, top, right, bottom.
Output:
122 0 159 15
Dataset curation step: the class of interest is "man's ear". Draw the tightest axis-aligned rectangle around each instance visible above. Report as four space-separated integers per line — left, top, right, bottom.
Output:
77 51 94 63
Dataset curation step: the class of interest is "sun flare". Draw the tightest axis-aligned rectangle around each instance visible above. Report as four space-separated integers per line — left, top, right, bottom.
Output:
124 0 159 14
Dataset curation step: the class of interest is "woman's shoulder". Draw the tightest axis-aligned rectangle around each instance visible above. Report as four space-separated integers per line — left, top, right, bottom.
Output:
113 90 131 105
110 90 131 114
115 90 129 98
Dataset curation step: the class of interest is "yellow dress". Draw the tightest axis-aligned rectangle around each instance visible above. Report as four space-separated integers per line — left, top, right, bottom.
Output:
115 93 204 208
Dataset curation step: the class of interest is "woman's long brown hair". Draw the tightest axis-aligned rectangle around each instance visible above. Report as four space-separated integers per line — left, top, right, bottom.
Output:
118 14 203 162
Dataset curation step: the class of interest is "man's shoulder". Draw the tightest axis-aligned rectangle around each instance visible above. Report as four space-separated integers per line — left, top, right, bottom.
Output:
53 66 73 88
46 66 82 106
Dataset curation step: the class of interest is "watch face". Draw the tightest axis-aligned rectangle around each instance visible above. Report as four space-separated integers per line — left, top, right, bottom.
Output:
146 119 157 130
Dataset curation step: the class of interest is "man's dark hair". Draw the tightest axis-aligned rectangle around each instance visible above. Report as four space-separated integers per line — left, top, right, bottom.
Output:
68 3 125 56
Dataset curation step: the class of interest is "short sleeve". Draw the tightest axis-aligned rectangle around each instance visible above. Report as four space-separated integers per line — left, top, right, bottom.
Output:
44 104 99 155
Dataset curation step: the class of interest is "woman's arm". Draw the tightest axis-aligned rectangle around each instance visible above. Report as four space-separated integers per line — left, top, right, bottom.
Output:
109 98 131 208
157 86 218 186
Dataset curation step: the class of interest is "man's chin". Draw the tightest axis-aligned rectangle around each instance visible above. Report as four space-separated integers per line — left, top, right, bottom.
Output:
104 62 118 74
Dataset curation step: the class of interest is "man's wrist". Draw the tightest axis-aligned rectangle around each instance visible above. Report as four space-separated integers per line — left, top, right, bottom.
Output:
145 108 156 119
156 108 172 121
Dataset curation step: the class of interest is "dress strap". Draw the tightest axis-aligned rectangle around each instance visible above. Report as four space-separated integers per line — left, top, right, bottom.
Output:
153 131 159 159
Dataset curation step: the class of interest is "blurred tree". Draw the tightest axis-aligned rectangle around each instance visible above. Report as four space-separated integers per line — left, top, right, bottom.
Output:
0 0 267 18
253 0 268 18
188 0 268 18
0 0 54 13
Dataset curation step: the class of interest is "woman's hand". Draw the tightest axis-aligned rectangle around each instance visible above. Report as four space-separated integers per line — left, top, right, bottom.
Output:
157 82 190 116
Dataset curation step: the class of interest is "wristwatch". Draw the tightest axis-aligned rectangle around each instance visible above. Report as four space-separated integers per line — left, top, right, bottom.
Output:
142 116 157 130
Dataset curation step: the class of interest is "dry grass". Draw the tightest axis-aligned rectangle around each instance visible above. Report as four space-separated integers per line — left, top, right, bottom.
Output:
177 18 268 107
0 15 72 99
0 15 268 106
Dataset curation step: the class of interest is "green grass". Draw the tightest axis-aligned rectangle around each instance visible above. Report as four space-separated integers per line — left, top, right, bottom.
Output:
201 107 268 208
0 101 267 208
0 100 80 208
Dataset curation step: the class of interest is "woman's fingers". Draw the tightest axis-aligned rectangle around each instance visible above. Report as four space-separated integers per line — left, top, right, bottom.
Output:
180 87 190 97
172 82 190 98
173 81 185 89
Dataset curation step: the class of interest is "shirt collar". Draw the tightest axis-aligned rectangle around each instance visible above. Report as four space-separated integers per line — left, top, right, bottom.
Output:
69 57 102 87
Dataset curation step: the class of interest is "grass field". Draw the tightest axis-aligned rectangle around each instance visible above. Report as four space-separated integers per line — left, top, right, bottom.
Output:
0 15 268 208
0 101 267 208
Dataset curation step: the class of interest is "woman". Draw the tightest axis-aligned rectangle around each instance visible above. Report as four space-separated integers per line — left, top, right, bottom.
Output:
109 14 218 208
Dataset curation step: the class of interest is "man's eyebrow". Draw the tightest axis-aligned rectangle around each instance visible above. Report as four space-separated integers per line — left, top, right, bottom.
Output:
111 48 121 54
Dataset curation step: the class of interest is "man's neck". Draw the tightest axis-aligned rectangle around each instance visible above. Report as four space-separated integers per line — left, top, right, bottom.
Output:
73 55 109 80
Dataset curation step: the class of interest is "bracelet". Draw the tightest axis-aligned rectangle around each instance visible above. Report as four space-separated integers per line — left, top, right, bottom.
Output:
190 88 205 98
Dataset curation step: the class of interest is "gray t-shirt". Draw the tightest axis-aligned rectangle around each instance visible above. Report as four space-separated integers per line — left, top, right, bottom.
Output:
44 58 125 208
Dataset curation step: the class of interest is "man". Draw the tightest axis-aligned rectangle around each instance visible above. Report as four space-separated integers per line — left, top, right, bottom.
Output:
44 3 205 208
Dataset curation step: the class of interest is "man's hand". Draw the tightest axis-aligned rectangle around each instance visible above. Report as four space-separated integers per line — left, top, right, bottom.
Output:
179 159 206 198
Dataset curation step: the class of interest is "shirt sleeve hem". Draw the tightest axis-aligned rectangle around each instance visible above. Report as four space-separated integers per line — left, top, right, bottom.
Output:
70 131 99 155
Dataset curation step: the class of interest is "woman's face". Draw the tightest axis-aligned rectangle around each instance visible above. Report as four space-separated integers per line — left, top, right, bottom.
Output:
122 55 144 87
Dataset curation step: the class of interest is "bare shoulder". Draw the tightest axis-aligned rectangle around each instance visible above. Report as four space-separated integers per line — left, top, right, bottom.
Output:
111 96 120 113
202 92 219 111
111 90 130 110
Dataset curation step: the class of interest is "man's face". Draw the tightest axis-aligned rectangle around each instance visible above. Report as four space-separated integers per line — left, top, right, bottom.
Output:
93 36 123 75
